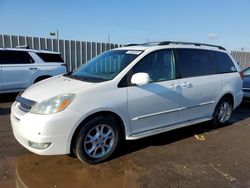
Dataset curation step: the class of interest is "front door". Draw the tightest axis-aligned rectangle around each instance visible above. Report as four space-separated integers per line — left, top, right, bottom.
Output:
127 49 181 133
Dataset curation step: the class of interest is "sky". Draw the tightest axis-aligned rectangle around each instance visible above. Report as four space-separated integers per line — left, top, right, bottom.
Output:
0 0 250 50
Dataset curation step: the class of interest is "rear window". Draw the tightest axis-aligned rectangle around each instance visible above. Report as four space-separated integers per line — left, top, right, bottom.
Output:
36 53 64 62
211 51 237 74
0 50 34 64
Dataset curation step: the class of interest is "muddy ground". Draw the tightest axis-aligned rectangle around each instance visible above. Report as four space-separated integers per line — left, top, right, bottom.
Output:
0 93 250 188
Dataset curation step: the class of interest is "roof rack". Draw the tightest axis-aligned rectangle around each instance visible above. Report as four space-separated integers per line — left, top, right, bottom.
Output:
158 41 226 50
125 42 159 47
16 45 30 49
125 43 139 47
125 41 226 50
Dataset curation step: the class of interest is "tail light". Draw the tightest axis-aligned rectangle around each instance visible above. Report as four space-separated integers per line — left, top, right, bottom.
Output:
239 71 244 80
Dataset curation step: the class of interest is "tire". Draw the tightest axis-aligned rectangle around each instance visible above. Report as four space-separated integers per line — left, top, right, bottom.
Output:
212 97 233 127
74 116 120 164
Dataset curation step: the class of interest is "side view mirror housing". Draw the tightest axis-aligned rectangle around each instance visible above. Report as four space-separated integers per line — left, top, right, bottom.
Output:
131 73 150 86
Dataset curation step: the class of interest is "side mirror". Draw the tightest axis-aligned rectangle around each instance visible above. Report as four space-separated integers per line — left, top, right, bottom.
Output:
131 73 150 86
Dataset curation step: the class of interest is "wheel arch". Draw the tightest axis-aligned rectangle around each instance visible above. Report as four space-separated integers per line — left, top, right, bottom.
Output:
34 75 52 83
69 110 127 155
221 93 234 107
215 92 235 111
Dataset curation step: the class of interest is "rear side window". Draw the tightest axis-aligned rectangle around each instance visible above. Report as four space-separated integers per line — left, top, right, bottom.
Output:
175 49 214 78
36 53 64 62
211 51 237 74
0 50 34 64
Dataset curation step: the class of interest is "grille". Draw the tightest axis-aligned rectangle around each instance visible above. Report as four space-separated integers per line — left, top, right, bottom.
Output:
16 96 36 112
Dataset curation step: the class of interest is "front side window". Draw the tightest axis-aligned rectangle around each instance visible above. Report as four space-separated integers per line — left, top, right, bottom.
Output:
130 49 176 83
68 50 142 82
175 49 214 78
0 50 34 64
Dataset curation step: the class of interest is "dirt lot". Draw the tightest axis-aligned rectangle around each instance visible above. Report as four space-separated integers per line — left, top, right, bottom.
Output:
0 93 250 188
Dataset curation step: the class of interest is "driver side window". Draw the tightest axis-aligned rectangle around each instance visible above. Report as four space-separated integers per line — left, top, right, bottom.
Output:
130 49 176 83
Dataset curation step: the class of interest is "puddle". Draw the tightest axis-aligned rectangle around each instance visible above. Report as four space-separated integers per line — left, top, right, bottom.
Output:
15 154 144 188
0 157 17 188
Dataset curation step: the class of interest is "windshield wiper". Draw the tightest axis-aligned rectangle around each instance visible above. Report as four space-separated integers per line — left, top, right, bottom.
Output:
64 74 89 82
65 74 105 83
105 71 116 75
78 76 96 82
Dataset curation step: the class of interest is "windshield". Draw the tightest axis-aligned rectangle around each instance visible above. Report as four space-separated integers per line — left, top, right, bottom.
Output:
243 67 250 76
66 50 142 82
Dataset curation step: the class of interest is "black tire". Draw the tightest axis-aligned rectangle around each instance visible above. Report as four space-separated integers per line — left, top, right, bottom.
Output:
74 116 121 164
212 97 233 127
67 152 76 158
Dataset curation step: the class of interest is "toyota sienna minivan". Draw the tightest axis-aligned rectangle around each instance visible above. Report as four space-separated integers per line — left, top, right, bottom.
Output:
11 42 244 164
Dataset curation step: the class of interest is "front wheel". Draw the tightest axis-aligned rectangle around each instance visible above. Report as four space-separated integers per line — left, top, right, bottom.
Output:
212 98 233 127
74 116 120 164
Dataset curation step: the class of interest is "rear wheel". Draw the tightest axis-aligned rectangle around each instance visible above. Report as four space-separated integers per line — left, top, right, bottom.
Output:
212 98 233 126
74 116 120 164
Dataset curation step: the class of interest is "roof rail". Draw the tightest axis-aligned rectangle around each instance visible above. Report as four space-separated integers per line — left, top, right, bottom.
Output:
125 43 139 47
158 41 226 50
16 45 30 49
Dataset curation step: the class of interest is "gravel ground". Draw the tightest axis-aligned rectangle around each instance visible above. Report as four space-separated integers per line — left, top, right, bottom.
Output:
0 93 250 188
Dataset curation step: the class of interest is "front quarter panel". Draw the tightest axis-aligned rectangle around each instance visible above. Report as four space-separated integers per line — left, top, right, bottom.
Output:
67 83 129 149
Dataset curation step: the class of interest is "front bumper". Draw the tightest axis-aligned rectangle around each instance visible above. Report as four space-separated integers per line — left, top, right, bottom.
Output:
10 102 82 155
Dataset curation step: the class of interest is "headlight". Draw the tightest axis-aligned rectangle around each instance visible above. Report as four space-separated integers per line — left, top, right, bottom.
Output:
30 94 75 115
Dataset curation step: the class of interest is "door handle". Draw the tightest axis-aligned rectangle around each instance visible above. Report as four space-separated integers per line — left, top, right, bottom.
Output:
169 83 180 89
29 67 38 70
181 81 192 87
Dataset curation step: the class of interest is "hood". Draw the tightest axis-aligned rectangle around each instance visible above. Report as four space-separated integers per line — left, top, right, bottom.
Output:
243 76 250 88
22 75 93 102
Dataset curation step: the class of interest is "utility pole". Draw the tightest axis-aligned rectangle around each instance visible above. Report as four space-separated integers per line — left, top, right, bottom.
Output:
108 34 110 44
57 29 59 52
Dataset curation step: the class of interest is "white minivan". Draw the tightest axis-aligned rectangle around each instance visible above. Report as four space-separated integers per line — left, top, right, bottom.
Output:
11 42 243 164
0 48 67 93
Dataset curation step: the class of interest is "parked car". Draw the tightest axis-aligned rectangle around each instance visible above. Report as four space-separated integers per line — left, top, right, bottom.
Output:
11 41 243 164
243 67 250 99
0 48 67 93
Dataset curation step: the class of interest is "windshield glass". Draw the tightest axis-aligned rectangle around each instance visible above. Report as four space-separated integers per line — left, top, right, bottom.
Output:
243 67 250 76
67 50 142 82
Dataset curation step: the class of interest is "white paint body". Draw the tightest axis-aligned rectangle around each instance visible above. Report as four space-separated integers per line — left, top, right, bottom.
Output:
0 48 67 93
10 44 243 155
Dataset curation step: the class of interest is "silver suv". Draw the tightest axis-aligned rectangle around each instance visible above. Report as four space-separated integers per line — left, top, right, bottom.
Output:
0 48 67 93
